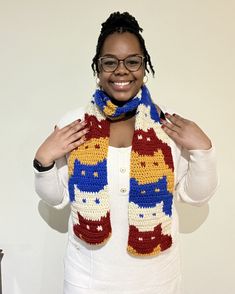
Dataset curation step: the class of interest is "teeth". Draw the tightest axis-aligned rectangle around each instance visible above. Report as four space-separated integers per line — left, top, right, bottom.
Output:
113 81 130 86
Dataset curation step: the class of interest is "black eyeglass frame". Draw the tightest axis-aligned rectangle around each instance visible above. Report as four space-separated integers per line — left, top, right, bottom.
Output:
98 55 145 73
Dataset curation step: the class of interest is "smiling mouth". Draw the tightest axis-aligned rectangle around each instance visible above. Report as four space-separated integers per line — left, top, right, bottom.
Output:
113 81 131 86
110 81 133 90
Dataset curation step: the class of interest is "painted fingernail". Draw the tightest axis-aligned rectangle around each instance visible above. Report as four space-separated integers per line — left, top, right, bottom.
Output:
77 119 81 122
172 113 176 116
165 112 170 116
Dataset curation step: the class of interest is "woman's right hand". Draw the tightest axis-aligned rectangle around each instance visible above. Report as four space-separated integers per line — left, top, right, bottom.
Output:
35 119 89 166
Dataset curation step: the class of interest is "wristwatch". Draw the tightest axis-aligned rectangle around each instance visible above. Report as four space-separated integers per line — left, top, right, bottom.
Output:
33 158 55 172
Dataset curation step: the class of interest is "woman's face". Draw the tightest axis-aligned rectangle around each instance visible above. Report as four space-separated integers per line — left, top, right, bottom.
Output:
98 32 145 102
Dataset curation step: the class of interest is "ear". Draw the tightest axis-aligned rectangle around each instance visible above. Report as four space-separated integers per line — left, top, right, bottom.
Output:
141 69 146 85
143 75 148 84
96 75 101 89
97 61 102 76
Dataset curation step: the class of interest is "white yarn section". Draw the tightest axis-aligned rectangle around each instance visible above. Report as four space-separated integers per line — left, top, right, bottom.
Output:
135 104 171 146
129 201 171 235
71 185 110 222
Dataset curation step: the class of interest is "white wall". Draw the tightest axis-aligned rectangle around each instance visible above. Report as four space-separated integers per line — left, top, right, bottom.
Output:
0 0 234 293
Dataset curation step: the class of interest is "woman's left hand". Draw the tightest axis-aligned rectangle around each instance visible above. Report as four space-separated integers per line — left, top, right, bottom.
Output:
161 113 212 150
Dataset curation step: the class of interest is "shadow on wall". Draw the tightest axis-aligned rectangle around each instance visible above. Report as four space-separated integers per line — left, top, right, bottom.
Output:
175 201 209 233
38 198 209 235
38 200 70 233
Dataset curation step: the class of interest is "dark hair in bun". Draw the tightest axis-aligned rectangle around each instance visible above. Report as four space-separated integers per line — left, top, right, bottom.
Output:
91 12 155 76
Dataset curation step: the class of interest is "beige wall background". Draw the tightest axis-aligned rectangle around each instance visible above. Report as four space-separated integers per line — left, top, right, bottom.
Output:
0 0 234 293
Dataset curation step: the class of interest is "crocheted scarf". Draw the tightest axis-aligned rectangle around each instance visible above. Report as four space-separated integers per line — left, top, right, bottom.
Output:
68 85 174 256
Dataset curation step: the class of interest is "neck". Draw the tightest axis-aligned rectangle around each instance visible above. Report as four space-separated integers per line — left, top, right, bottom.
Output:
108 108 137 122
109 96 133 107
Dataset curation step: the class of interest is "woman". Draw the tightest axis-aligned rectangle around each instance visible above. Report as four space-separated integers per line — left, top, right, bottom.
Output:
34 12 218 294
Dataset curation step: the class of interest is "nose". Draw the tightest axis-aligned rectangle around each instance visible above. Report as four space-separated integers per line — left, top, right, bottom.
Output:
114 60 129 74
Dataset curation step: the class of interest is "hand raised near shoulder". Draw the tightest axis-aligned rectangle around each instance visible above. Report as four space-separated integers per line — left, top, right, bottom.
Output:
35 120 89 166
161 113 212 150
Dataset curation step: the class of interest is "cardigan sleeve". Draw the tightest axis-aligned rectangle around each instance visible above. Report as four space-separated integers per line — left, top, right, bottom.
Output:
34 107 85 208
158 104 218 205
34 156 69 208
174 146 219 205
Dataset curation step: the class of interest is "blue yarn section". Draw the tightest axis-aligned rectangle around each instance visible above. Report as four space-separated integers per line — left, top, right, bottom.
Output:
150 100 160 123
129 177 173 216
94 87 144 118
68 159 108 202
139 85 151 107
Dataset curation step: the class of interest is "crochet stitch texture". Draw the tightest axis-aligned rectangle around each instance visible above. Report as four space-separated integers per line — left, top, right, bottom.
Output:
68 86 174 256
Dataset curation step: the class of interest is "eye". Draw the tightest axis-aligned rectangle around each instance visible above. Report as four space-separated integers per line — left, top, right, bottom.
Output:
126 58 139 65
102 58 117 66
126 57 141 66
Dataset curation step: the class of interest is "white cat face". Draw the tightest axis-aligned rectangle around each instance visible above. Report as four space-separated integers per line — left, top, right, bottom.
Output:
72 185 110 221
129 201 171 235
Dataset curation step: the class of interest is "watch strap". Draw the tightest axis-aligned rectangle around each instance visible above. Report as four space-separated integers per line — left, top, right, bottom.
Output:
33 158 55 172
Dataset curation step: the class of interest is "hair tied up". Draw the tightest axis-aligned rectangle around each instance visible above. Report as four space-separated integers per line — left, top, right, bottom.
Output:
100 12 143 36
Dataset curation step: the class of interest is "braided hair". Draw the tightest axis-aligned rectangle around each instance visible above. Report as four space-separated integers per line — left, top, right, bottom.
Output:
91 12 155 76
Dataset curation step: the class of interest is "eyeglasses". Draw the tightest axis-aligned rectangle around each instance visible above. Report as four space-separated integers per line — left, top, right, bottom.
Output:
98 55 144 72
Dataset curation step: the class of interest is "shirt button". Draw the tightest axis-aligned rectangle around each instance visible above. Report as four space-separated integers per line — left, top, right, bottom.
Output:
120 188 127 193
120 167 126 173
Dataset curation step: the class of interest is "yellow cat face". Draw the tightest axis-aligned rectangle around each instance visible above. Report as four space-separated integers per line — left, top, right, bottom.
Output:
68 137 108 176
130 150 174 193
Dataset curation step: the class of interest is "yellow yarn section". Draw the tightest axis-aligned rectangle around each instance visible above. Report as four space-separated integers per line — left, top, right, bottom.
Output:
103 100 117 116
127 244 161 256
130 150 174 193
68 137 109 176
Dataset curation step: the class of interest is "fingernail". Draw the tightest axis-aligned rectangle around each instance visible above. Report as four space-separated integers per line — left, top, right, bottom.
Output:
77 119 81 122
165 112 170 116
